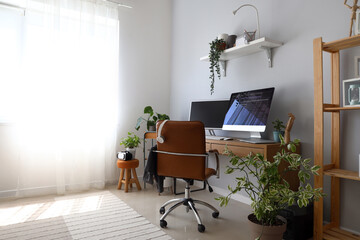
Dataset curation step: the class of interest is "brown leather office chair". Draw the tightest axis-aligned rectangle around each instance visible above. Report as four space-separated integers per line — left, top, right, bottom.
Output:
156 120 220 233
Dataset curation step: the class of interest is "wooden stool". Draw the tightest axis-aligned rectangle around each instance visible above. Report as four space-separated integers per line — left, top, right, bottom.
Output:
117 159 142 192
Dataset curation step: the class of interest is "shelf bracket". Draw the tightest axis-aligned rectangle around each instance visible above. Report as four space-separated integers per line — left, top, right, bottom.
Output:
260 47 272 68
220 60 226 77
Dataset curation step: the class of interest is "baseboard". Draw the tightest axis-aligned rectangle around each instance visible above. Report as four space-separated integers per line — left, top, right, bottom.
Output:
1 180 118 199
192 180 251 205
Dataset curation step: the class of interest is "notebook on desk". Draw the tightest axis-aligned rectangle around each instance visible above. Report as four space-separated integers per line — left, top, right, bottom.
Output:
237 138 275 144
206 136 275 144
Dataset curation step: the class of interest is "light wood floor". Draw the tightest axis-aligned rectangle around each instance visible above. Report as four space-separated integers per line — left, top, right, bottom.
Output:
0 183 252 240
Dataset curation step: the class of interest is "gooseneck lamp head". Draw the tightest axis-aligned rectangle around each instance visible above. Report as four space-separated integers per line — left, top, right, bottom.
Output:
232 4 260 39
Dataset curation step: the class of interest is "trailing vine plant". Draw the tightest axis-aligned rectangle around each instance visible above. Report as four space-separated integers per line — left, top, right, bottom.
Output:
209 38 226 95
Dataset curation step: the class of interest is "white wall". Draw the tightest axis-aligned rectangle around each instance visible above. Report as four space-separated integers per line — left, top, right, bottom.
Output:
170 0 360 233
116 0 172 177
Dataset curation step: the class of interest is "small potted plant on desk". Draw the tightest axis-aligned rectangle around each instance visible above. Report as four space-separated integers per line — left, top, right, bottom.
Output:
216 137 324 240
120 132 141 159
272 119 285 142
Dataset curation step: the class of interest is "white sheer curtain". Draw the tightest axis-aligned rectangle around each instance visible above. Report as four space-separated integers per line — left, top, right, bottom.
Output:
0 0 119 197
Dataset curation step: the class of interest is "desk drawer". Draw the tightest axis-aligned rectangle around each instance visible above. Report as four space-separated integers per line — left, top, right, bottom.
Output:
211 143 263 157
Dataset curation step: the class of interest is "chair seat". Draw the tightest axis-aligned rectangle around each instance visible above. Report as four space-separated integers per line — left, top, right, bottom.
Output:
205 168 216 179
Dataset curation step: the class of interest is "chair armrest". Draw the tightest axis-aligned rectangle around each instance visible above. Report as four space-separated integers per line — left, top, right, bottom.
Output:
208 149 220 178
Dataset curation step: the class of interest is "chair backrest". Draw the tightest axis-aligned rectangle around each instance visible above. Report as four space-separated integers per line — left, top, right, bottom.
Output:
156 121 206 181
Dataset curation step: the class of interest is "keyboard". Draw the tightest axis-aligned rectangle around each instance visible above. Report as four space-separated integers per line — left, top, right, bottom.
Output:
205 136 235 141
205 136 226 140
237 138 275 144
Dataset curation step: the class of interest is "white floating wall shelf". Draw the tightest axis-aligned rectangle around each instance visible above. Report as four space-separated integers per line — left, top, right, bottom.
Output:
200 37 283 76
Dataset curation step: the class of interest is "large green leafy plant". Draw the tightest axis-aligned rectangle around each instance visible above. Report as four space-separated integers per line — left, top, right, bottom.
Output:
135 106 170 131
216 137 324 226
209 38 226 95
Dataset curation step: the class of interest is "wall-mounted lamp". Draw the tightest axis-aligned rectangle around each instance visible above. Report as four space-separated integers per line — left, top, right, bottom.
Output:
232 4 260 39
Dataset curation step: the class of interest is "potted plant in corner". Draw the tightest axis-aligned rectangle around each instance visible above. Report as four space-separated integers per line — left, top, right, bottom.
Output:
208 38 226 95
216 137 324 240
135 106 170 131
272 119 285 142
120 132 141 159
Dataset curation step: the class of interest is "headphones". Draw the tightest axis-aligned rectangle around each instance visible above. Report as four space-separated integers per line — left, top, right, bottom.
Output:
157 120 168 144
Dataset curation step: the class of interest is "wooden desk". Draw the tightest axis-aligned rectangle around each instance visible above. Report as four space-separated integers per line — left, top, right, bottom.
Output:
206 139 300 191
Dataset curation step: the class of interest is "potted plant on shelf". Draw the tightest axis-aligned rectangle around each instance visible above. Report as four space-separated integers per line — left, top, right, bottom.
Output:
208 38 226 95
120 132 141 159
135 106 170 131
272 119 285 142
216 137 324 240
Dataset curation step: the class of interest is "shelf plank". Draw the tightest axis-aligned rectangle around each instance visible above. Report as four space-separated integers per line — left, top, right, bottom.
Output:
323 106 360 112
144 132 156 139
200 37 282 62
324 227 360 240
323 35 360 52
324 168 360 181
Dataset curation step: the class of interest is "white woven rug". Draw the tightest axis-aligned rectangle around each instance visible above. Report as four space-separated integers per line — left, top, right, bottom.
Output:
0 191 172 240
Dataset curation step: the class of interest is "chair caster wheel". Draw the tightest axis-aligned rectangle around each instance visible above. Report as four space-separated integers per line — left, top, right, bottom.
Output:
159 207 165 214
212 212 219 218
160 220 167 228
198 224 205 233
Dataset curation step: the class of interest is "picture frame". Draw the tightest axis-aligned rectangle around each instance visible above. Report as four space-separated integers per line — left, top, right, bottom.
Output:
355 56 360 77
343 77 360 107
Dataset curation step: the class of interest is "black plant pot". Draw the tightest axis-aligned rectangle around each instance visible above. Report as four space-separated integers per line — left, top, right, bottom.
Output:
279 202 314 240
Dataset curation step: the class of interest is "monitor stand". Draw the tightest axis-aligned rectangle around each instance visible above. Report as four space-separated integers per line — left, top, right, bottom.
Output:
250 132 261 138
238 132 275 144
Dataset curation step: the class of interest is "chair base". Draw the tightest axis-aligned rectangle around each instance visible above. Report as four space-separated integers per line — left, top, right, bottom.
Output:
159 181 219 233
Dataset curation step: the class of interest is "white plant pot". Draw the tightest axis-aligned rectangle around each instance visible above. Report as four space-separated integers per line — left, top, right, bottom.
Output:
126 148 136 159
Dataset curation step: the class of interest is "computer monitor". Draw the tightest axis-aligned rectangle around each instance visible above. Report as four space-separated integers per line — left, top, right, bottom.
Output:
222 87 275 137
189 100 229 130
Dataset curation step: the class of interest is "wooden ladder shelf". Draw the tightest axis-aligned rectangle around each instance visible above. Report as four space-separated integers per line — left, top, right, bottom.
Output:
313 35 360 240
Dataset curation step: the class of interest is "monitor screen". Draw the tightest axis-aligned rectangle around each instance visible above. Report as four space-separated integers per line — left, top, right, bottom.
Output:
189 100 229 129
222 87 275 132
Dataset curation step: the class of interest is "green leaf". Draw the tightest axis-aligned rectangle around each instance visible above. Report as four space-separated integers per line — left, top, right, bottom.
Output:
290 143 296 152
135 117 143 131
297 199 303 208
288 197 294 206
303 158 311 164
144 106 154 115
225 168 234 174
311 165 321 174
